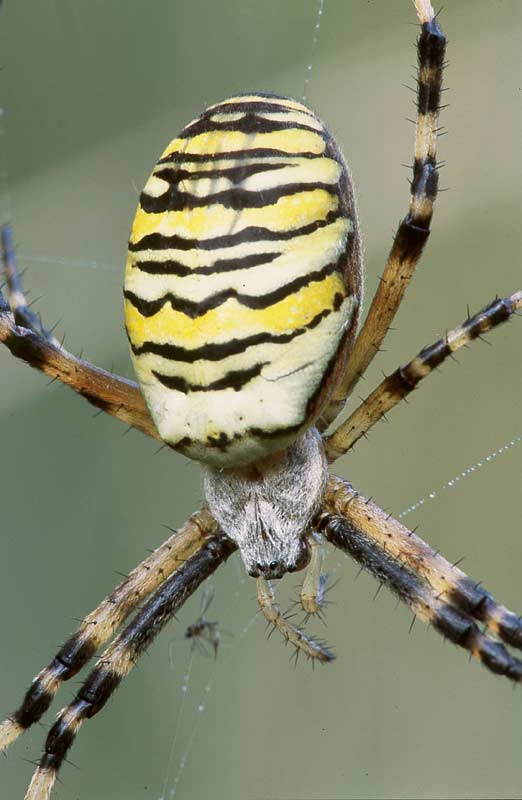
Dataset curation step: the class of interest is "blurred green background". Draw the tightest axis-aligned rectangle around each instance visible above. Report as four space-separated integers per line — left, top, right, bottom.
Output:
0 2 521 798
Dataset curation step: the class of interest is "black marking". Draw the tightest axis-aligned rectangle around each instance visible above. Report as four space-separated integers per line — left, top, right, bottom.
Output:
392 218 430 259
175 419 305 453
158 147 324 165
128 209 341 252
204 98 317 118
57 635 99 677
7 629 100 732
133 251 281 277
178 112 320 139
124 259 342 318
131 305 335 362
12 677 59 731
396 338 451 391
40 706 83 772
139 181 337 214
152 361 266 393
448 575 522 651
417 21 446 115
155 160 299 186
78 669 122 716
411 158 439 201
432 605 522 680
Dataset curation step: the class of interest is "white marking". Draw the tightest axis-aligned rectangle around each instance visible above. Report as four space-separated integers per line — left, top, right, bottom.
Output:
126 217 351 301
143 174 171 198
255 110 323 131
209 112 246 123
137 297 355 468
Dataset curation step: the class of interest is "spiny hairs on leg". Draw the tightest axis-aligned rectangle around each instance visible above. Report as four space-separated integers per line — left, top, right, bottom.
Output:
257 577 334 664
1 225 60 346
321 477 522 682
322 0 446 423
325 292 522 461
24 533 235 800
0 223 157 440
0 509 217 754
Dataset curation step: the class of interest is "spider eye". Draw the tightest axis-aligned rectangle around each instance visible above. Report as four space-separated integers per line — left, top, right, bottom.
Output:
269 560 278 570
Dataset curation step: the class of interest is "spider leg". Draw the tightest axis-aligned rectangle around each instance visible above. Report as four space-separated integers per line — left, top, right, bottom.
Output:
0 509 217 753
300 532 326 618
322 0 445 425
1 225 60 346
321 476 522 681
0 223 157 440
325 292 522 461
23 532 234 800
256 577 334 663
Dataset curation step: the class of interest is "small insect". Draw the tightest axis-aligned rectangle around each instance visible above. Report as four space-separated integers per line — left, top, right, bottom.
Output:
184 587 221 658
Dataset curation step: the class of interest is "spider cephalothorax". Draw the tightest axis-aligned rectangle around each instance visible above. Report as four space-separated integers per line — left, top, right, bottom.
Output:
203 427 327 578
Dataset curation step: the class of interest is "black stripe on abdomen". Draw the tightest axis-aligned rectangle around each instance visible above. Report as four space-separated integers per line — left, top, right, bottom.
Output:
133 251 281 277
203 99 318 117
130 305 334 363
139 182 337 214
123 260 340 319
128 209 340 252
152 361 266 393
157 148 323 165
156 160 298 186
178 114 319 139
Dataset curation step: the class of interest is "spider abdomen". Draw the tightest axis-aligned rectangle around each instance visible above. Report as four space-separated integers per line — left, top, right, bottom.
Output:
125 93 362 467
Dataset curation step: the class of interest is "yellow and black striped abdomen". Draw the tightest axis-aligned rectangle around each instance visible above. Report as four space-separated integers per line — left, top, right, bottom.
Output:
125 94 361 467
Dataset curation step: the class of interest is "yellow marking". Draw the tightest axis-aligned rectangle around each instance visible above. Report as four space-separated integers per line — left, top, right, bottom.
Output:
125 217 351 302
125 272 346 349
126 215 349 273
129 189 338 244
154 154 321 176
155 156 339 199
161 128 325 158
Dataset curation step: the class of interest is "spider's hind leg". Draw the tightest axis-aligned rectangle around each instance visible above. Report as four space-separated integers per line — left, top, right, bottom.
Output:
322 478 522 684
23 532 234 800
0 509 216 754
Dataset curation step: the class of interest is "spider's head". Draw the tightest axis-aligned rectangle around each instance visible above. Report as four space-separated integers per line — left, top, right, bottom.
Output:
242 515 311 580
202 428 328 579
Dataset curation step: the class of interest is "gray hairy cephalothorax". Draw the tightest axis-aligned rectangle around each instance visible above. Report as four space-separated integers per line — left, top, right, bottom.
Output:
203 427 328 579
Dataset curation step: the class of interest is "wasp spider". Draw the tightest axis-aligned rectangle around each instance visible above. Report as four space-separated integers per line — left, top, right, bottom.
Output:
0 1 521 798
